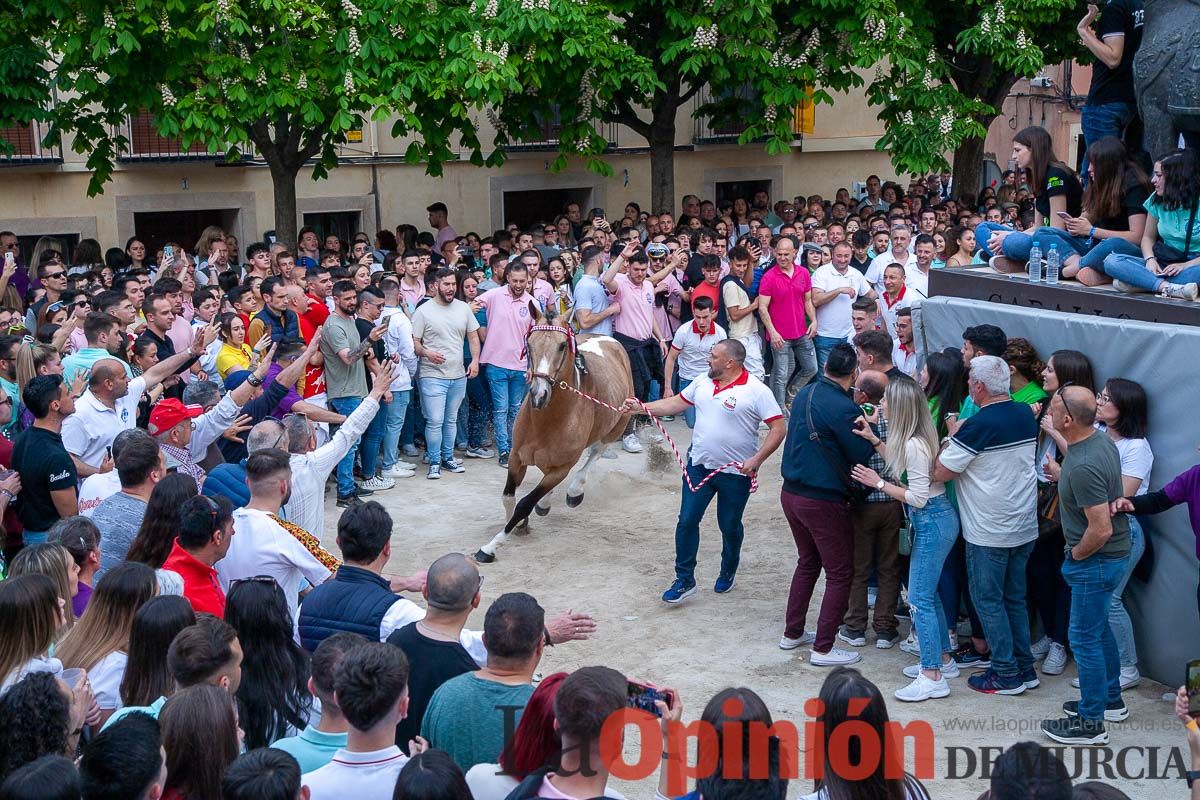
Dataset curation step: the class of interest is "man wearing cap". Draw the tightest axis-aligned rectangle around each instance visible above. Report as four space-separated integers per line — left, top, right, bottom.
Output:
428 202 458 254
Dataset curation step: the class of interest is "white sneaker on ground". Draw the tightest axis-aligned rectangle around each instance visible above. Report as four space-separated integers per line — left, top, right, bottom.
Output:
899 630 921 656
809 647 862 667
1071 666 1141 690
382 465 415 479
1031 635 1052 661
647 429 664 444
358 475 395 491
621 433 643 453
1042 642 1068 675
904 660 960 679
464 447 495 459
779 632 816 650
895 673 950 702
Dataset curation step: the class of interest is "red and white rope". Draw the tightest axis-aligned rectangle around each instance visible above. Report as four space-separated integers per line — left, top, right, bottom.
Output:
552 379 758 494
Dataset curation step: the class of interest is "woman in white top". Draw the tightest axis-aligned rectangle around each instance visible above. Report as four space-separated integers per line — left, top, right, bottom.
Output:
0 574 69 694
56 561 158 726
1083 378 1152 689
852 378 960 703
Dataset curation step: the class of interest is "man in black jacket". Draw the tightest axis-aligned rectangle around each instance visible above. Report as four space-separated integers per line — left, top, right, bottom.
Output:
778 343 875 666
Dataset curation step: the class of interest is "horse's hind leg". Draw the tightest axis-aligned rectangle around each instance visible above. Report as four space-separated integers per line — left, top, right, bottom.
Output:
566 443 607 508
476 464 570 563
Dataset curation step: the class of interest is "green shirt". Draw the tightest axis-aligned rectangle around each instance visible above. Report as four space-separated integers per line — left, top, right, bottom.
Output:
1059 431 1130 556
271 725 348 773
421 673 534 772
1146 196 1200 257
319 313 369 399
1011 382 1048 406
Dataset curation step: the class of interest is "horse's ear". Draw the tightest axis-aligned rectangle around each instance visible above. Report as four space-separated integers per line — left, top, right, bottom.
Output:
544 303 558 323
529 300 545 323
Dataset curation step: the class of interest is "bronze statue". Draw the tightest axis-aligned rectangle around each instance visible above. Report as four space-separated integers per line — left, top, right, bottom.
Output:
1133 0 1200 159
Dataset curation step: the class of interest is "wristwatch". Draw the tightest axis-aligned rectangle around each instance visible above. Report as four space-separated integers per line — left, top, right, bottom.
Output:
875 479 885 490
246 374 263 388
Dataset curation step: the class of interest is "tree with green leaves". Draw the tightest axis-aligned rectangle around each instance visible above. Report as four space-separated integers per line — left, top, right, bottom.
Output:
1 0 646 246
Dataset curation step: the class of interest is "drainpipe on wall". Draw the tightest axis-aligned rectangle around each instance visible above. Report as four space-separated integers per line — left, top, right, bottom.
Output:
371 120 382 231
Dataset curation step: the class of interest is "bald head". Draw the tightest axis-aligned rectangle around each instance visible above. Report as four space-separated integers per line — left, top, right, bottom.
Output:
1059 385 1097 427
424 553 481 614
88 358 126 390
855 369 888 403
282 413 313 454
246 419 287 454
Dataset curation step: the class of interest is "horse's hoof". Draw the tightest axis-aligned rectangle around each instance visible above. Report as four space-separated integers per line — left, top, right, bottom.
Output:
474 549 496 564
566 493 583 508
534 504 550 517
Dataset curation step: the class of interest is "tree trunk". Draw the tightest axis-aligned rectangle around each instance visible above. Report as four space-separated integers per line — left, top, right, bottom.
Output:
267 158 300 248
648 122 676 216
951 132 988 200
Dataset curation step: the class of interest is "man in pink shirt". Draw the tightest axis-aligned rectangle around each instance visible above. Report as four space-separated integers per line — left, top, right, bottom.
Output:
398 251 426 313
477 261 537 468
757 234 817 415
517 249 555 309
603 241 667 453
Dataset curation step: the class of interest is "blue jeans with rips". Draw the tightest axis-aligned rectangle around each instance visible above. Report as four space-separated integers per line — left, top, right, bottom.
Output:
966 539 1035 678
419 377 467 463
673 463 752 584
485 365 527 456
908 495 961 671
1063 552 1126 721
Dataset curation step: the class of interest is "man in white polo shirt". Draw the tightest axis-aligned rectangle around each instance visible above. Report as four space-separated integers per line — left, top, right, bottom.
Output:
810 241 876 374
663 295 726 429
303 641 417 800
625 338 786 604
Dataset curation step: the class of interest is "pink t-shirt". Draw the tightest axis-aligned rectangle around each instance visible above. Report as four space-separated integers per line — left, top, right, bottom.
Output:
653 272 682 340
479 286 536 371
531 278 555 309
611 273 656 341
758 265 812 340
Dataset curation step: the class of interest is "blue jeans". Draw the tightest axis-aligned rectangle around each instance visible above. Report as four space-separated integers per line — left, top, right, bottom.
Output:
908 496 960 671
485 365 527 455
937 533 983 641
465 372 492 448
966 540 1035 678
673 462 752 584
813 335 846 375
330 396 366 498
1021 227 1141 272
678 378 696 428
382 389 412 470
419 377 467 463
23 530 49 546
1081 101 1136 185
1102 253 1200 291
361 396 388 476
1063 552 1125 721
1109 517 1144 669
769 336 817 415
975 222 1031 260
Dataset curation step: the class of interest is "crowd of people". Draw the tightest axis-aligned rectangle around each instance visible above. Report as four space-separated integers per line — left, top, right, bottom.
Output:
0 140 1197 799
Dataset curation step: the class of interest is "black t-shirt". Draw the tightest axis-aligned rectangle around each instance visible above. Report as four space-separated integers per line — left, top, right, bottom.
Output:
354 318 387 388
386 621 477 753
1087 0 1144 106
1035 166 1084 222
13 426 77 532
1094 168 1151 232
850 253 872 274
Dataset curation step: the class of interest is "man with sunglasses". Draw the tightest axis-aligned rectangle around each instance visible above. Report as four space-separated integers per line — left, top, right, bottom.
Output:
24 256 68 331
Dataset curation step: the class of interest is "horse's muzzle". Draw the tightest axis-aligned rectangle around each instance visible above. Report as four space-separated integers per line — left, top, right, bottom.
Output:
529 376 553 409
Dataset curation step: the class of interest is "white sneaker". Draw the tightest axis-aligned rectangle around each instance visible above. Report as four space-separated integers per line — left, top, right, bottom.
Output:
779 632 816 650
895 673 950 702
1161 281 1199 301
358 475 395 491
1112 278 1148 294
1071 666 1141 690
904 660 960 679
1042 642 1068 675
1031 635 1052 661
899 630 921 656
809 647 862 666
647 429 664 444
383 465 416 479
621 433 643 453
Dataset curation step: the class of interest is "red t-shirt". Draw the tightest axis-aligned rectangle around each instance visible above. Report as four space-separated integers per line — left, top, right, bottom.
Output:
296 314 326 398
303 296 330 329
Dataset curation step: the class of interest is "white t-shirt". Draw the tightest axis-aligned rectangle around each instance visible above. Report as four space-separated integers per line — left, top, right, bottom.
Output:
681 370 782 474
303 746 409 800
78 471 123 517
669 321 727 382
810 263 871 338
906 266 931 305
89 650 128 710
217 508 333 622
1098 427 1154 496
61 380 146 468
865 251 917 297
878 287 913 340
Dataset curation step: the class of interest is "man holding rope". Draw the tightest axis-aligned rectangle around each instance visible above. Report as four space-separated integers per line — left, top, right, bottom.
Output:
623 338 786 604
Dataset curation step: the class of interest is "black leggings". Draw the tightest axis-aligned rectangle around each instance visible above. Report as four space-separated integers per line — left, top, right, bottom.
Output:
1027 528 1072 645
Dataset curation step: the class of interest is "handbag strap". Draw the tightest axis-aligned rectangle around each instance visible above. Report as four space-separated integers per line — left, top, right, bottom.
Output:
1185 201 1198 259
805 381 862 496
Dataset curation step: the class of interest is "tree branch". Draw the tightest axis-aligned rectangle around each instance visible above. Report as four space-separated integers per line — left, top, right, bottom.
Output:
605 96 650 139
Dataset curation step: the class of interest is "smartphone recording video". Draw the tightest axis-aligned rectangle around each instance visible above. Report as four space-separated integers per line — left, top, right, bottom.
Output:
628 681 674 718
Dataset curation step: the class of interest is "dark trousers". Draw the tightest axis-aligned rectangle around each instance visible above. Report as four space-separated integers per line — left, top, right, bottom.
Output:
845 501 903 634
937 533 984 640
673 464 752 583
1028 527 1072 645
782 491 854 653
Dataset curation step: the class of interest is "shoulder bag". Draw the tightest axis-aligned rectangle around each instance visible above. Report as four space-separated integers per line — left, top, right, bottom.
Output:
1152 200 1198 265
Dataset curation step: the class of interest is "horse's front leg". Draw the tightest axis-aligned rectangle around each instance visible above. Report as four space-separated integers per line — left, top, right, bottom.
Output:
476 462 571 563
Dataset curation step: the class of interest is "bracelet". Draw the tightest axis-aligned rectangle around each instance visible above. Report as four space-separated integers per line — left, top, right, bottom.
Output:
1089 226 1096 238
0 489 13 501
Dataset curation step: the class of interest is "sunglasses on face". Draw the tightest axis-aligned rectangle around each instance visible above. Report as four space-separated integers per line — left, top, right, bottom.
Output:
43 271 66 280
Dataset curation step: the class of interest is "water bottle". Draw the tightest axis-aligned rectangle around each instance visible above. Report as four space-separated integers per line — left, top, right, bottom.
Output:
1045 244 1060 285
1027 241 1042 282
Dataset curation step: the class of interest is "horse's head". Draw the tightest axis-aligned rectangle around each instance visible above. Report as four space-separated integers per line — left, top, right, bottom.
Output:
525 301 574 410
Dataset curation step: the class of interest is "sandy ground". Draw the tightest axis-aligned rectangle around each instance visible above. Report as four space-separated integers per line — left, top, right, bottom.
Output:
320 420 1188 799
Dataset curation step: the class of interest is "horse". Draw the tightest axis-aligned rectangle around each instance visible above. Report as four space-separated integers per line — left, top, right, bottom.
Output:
474 301 634 563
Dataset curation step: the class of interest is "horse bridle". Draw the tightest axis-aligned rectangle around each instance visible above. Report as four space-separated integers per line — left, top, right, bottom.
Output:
524 323 578 383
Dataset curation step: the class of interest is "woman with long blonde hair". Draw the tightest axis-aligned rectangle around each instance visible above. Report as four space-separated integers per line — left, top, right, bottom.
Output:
851 377 960 703
0 574 68 693
56 562 157 722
